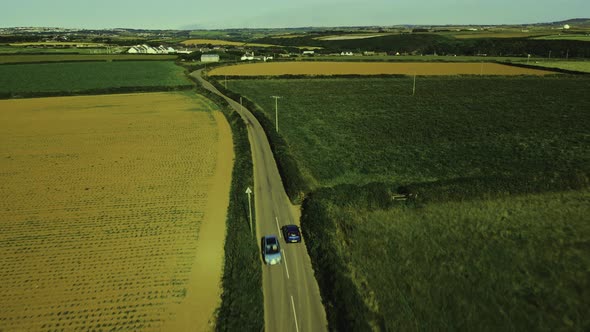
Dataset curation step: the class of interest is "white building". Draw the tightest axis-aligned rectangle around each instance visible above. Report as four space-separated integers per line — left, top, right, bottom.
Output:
241 52 254 61
201 54 220 62
127 44 177 54
241 52 272 61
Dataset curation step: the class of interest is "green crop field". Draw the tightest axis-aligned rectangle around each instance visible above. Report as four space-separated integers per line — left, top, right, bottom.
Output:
0 46 113 54
0 54 178 64
533 34 590 41
528 60 590 73
226 76 590 330
0 61 191 96
303 186 589 331
227 77 589 188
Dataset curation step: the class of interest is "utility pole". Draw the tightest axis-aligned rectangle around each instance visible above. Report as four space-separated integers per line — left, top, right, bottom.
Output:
412 74 416 96
271 96 282 132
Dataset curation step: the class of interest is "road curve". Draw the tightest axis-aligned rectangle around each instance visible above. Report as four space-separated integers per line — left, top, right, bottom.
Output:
192 70 328 332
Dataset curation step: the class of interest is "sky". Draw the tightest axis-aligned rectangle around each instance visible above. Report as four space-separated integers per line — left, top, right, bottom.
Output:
2 0 589 30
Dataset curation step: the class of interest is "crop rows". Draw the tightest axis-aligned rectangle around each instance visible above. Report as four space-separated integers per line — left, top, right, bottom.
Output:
227 76 589 188
0 92 223 331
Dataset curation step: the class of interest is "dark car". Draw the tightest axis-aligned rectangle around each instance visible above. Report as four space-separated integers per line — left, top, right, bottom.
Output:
281 224 302 243
262 235 282 265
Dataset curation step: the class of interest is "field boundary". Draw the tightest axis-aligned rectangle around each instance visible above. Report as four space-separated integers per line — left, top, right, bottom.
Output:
187 73 264 331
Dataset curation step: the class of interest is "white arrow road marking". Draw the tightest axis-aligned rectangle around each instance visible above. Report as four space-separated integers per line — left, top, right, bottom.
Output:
291 295 300 332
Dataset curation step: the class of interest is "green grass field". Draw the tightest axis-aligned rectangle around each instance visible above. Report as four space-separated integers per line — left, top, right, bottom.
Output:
0 54 178 64
227 76 590 330
228 77 589 189
304 186 589 331
533 34 590 41
0 61 191 95
527 60 590 73
0 45 129 54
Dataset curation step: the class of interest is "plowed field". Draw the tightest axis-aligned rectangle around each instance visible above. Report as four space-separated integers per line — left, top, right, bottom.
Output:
209 62 557 76
0 92 233 331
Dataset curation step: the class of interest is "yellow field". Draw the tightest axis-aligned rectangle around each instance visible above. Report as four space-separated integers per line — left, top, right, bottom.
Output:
208 62 558 76
0 92 233 331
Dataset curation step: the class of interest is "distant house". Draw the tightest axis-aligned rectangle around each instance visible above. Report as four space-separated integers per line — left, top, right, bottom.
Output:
241 52 272 61
340 51 354 56
241 52 254 61
176 48 193 54
302 50 315 56
201 54 220 62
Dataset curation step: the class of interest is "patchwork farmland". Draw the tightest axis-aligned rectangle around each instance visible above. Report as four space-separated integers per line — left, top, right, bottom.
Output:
0 92 233 331
208 61 558 76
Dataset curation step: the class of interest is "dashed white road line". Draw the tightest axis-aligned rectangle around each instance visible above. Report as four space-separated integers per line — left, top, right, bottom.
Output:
282 249 290 279
291 295 300 332
276 216 281 237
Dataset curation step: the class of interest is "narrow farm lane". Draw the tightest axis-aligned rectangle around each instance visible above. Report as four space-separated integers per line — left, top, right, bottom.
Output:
192 70 328 332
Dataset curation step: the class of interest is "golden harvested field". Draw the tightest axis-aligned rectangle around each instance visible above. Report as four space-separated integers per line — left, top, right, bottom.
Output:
0 92 233 331
208 62 558 76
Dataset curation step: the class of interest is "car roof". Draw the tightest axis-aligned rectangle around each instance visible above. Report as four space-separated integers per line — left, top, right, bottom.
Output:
284 225 299 231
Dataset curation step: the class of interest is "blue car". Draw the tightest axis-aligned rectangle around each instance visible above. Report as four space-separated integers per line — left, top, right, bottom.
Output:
281 224 302 243
262 235 282 265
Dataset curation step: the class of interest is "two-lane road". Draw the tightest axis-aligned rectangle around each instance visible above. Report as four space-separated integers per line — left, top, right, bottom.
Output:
193 70 328 331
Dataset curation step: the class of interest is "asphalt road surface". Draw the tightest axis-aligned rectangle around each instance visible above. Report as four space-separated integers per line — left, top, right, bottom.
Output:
193 70 328 332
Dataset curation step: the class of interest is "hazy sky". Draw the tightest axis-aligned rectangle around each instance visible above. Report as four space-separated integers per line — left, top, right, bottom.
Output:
2 0 588 29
